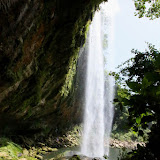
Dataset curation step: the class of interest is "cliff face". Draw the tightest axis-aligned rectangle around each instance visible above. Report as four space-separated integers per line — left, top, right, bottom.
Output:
0 0 107 138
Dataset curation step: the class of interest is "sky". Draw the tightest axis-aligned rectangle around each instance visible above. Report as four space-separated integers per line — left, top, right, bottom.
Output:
112 0 160 70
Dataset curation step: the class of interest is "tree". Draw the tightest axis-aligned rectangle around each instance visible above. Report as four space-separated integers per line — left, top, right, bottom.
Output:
116 44 160 159
134 0 160 19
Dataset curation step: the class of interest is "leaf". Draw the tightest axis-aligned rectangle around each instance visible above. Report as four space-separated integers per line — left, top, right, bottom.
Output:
142 77 151 88
132 131 137 135
127 82 141 92
136 117 141 124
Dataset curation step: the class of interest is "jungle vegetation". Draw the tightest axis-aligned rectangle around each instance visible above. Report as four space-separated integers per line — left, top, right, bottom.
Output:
113 44 160 159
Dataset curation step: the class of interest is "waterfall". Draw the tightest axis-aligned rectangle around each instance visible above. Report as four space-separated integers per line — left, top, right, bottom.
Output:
81 10 105 158
81 1 119 158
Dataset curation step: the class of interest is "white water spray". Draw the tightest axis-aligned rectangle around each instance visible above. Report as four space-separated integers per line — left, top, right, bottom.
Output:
81 1 119 158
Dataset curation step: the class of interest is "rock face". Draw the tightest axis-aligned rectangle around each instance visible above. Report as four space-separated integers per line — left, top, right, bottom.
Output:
0 0 107 138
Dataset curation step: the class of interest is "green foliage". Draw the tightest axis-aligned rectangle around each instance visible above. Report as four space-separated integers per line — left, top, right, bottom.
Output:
111 128 149 142
0 137 22 159
60 48 79 98
116 44 160 159
117 148 132 160
134 0 160 19
112 85 150 142
0 137 38 160
112 86 130 133
119 44 160 132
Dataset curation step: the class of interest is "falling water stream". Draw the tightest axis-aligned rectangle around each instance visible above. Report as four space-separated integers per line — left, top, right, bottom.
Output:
81 9 105 158
81 1 119 159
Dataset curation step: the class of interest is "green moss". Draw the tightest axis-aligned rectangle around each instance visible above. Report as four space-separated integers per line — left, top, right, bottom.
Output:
60 48 79 98
0 138 38 160
0 138 22 159
59 8 91 98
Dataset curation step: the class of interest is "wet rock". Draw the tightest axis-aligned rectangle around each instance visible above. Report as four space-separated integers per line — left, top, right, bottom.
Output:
42 146 49 151
39 150 47 154
66 155 104 160
69 155 81 160
29 148 37 157
47 147 58 152
36 154 43 159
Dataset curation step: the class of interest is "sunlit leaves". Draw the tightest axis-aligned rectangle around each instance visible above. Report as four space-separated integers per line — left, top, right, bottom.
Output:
134 0 160 19
136 117 141 124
